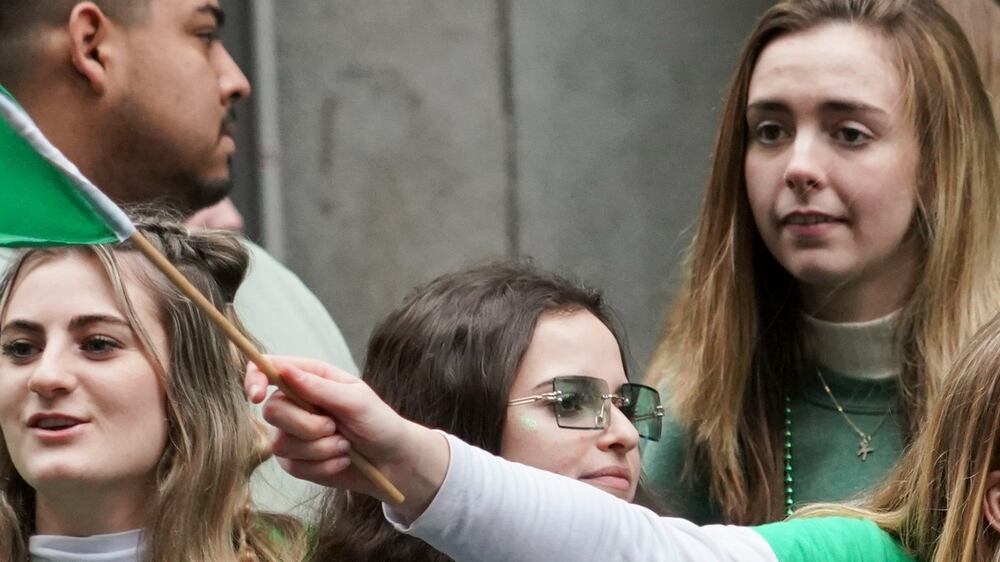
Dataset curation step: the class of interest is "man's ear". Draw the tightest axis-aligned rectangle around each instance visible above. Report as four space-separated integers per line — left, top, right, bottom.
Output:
66 2 115 95
982 470 1000 533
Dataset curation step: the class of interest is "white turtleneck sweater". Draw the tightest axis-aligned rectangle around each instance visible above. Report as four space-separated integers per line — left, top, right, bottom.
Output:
29 529 143 562
805 311 900 380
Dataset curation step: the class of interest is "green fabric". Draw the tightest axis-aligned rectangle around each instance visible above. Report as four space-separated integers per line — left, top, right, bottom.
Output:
0 85 131 247
642 369 905 523
754 517 914 562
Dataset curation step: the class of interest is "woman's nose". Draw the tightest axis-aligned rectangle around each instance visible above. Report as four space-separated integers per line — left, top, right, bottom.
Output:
783 133 828 196
27 347 78 399
598 404 640 453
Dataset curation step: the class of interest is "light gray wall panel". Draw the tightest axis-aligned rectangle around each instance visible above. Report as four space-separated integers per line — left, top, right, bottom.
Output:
272 1 772 366
275 1 508 362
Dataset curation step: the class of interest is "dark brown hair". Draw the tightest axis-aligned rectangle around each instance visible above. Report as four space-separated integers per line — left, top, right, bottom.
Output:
310 260 639 561
0 0 149 87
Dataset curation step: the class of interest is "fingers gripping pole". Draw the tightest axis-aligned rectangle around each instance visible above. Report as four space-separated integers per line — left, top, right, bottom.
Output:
130 232 406 504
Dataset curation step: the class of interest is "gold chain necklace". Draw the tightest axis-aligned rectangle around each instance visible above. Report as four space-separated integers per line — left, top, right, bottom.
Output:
816 370 892 462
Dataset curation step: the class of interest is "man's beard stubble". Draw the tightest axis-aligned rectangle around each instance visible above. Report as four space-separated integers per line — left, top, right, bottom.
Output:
101 155 234 218
100 100 234 217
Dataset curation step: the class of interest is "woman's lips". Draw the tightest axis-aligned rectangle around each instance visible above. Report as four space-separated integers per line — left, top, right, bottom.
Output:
26 413 89 442
580 466 633 491
781 211 846 237
27 413 87 429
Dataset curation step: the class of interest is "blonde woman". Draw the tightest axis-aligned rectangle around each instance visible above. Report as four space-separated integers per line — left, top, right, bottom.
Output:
0 221 307 561
249 288 1000 562
642 0 1000 524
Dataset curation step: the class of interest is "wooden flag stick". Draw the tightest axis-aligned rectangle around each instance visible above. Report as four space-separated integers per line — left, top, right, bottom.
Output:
130 231 405 504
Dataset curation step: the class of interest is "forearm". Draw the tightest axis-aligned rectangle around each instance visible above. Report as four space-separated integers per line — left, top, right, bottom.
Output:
381 422 451 521
385 434 777 562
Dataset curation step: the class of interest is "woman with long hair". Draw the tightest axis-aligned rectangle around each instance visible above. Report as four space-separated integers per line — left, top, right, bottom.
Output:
642 0 1000 524
0 220 307 561
304 261 663 560
248 263 1000 562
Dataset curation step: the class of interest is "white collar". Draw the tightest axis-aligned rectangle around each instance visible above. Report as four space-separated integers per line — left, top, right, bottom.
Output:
30 528 143 562
805 310 900 380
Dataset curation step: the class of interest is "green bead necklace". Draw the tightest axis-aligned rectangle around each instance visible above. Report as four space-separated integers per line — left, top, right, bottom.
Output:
783 395 794 516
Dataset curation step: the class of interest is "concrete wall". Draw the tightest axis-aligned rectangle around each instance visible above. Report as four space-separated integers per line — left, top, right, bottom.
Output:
271 1 771 371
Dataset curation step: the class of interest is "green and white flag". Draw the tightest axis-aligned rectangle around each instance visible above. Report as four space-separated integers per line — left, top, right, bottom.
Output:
0 85 134 248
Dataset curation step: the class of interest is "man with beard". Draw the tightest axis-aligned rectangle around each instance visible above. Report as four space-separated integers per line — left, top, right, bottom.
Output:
0 0 355 516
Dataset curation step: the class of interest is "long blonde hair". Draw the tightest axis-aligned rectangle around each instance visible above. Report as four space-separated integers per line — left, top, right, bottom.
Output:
0 221 307 561
646 0 1000 524
802 310 1000 561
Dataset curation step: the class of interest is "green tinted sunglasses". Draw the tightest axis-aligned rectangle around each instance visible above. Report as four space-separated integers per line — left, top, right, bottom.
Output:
508 375 665 441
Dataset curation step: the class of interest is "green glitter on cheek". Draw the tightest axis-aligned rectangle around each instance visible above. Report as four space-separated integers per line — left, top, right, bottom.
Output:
518 414 538 431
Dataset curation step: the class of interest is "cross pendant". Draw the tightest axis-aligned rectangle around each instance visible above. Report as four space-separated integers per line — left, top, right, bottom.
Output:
857 438 874 462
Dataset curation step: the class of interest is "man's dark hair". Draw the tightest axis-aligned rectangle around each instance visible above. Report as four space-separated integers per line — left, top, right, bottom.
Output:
0 1 148 87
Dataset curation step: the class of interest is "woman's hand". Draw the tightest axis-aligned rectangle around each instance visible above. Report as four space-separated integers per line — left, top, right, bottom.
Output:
245 355 449 520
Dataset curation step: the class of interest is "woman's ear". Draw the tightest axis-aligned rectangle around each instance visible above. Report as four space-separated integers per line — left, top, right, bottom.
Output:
982 470 1000 532
66 2 113 95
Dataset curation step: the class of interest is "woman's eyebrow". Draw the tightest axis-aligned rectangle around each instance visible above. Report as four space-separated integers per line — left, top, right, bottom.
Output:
819 99 889 117
67 314 131 332
746 99 791 115
746 98 889 117
0 319 42 336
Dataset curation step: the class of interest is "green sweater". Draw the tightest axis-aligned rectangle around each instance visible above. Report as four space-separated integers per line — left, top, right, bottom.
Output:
642 368 905 523
643 313 907 523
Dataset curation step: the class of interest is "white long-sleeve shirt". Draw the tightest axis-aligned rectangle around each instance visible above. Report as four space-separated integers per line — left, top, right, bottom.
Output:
384 434 913 562
385 434 776 561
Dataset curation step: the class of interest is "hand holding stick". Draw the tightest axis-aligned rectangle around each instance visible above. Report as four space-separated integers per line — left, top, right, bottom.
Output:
130 231 405 504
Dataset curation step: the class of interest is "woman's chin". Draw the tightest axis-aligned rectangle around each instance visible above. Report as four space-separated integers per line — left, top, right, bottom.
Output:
785 262 855 290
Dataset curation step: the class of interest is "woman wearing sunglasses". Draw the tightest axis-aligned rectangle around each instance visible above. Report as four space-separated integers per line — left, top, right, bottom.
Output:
249 305 1000 562
292 261 664 561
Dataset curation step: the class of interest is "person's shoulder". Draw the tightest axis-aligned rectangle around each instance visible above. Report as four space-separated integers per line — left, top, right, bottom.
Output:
753 516 913 562
235 238 326 313
641 379 722 522
233 238 357 373
239 239 297 281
